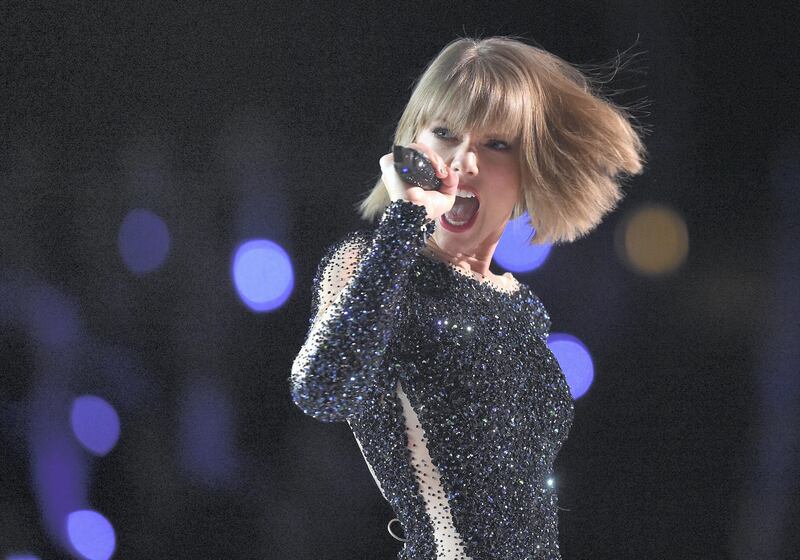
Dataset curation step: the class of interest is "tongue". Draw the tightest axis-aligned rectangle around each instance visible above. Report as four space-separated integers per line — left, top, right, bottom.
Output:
446 197 479 222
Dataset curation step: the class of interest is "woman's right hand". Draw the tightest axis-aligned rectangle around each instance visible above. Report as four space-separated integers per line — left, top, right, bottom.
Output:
379 142 459 222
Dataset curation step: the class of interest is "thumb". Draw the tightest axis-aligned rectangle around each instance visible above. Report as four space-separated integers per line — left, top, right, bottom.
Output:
379 152 394 171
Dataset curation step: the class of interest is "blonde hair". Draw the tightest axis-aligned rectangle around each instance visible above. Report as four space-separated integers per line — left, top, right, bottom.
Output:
354 36 647 245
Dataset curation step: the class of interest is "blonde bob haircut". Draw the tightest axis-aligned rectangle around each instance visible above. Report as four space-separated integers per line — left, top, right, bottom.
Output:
355 36 647 245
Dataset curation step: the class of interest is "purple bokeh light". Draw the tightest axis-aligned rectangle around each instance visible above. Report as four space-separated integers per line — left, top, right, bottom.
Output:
24 283 82 350
178 379 239 487
117 208 171 275
231 239 294 312
70 395 120 456
547 332 595 399
30 426 88 548
5 554 41 560
66 510 116 560
494 212 552 273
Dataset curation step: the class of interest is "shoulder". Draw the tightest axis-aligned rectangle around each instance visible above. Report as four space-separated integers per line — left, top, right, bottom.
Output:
317 229 371 268
527 290 552 339
327 228 372 251
509 277 552 338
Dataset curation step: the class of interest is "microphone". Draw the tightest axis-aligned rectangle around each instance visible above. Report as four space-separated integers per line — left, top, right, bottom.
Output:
393 145 442 191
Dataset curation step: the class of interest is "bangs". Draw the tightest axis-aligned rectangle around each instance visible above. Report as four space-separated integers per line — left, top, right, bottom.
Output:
417 59 528 141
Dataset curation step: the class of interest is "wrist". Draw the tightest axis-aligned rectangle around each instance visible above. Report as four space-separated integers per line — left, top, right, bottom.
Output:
379 199 436 240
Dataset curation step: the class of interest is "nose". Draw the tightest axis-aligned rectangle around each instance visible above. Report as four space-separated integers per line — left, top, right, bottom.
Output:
448 139 478 176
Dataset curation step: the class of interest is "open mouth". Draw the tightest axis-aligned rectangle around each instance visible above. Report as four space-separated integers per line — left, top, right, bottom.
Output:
441 188 480 232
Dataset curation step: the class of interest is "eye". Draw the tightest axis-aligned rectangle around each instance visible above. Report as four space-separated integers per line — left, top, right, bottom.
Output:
487 139 511 151
432 126 456 140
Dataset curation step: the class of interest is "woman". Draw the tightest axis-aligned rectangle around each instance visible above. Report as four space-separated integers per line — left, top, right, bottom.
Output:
290 36 645 559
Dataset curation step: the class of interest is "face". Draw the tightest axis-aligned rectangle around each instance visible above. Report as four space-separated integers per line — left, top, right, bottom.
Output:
416 119 521 259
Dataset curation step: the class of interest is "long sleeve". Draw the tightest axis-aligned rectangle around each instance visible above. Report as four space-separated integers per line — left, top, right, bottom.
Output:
289 199 436 423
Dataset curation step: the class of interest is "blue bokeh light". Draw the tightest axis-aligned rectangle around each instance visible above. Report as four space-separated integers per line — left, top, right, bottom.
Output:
117 208 171 275
6 554 41 560
232 239 294 312
66 510 116 560
494 212 552 273
31 427 88 546
547 333 595 399
25 283 82 349
70 395 120 456
178 379 238 487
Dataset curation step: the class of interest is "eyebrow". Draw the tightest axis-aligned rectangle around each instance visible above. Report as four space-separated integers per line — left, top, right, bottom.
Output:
482 131 518 144
430 120 515 142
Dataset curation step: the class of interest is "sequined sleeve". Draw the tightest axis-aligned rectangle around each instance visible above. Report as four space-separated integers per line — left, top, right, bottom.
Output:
290 199 436 423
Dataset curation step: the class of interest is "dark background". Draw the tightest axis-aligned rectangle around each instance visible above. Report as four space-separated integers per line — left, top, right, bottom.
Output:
2 2 799 559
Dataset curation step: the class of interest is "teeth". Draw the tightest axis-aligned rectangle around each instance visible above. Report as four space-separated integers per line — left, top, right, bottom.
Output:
444 214 469 226
456 189 476 199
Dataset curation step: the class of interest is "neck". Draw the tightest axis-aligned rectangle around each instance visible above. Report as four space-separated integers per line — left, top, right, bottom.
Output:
426 229 503 278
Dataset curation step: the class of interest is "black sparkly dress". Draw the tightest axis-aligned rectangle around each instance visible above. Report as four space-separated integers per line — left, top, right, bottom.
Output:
290 199 574 560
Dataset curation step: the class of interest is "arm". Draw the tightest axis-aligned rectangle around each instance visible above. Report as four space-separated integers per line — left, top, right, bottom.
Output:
289 199 436 423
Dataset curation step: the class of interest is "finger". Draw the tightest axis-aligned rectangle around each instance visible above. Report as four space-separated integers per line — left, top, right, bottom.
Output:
434 155 448 178
440 166 459 190
404 186 425 205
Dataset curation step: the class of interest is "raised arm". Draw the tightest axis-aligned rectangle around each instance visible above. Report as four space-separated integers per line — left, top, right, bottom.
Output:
289 199 436 422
